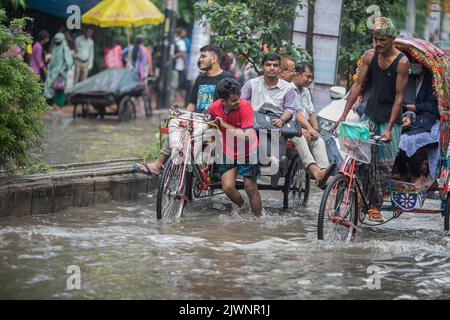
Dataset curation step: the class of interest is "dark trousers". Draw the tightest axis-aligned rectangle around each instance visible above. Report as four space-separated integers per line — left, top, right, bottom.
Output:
394 149 422 177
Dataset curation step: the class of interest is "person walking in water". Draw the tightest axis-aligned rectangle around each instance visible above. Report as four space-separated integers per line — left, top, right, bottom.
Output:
332 17 409 222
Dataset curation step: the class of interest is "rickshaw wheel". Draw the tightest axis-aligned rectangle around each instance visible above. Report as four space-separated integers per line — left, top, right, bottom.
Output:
317 173 359 241
118 96 136 122
283 156 310 210
156 158 189 221
444 194 450 235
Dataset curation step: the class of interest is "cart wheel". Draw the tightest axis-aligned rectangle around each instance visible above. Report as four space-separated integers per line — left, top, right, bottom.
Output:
144 95 152 118
317 173 359 241
156 159 190 221
444 194 450 235
81 103 88 118
283 156 310 210
118 96 135 122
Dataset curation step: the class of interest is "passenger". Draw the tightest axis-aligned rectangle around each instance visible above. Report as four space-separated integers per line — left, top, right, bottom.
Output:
394 60 439 188
279 56 335 189
332 17 410 222
208 78 262 217
134 45 233 175
240 53 297 177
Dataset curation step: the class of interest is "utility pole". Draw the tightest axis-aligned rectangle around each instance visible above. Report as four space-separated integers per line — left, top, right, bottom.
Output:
159 0 178 109
405 0 416 36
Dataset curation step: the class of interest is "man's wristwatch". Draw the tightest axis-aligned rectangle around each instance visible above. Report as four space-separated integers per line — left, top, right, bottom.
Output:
280 118 285 126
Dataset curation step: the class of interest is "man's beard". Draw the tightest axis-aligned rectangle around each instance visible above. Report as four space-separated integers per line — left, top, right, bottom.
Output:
199 61 213 72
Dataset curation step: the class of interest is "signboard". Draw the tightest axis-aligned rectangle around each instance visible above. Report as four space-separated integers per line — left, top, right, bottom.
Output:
187 20 210 81
291 0 343 86
313 35 339 85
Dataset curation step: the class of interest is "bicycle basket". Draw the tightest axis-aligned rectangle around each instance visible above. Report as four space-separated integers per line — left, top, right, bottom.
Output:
338 121 371 164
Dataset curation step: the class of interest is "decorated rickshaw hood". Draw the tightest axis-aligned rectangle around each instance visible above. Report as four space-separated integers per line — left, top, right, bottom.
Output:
393 37 450 114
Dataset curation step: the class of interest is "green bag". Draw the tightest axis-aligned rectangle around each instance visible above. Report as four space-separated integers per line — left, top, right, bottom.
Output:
339 121 370 141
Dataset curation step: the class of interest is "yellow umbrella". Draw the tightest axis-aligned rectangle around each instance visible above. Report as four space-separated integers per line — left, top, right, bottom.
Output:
82 0 164 67
82 0 164 27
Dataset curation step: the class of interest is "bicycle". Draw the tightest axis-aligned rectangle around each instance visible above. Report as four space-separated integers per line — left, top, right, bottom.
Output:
156 107 219 221
318 122 450 242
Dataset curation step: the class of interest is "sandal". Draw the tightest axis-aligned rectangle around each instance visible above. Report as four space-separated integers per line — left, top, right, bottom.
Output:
132 163 160 177
367 208 384 222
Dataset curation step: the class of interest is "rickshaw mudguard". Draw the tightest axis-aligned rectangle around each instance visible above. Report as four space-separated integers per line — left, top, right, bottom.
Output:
389 180 428 210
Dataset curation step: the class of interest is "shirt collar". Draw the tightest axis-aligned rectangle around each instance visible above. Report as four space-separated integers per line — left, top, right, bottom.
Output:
262 76 281 89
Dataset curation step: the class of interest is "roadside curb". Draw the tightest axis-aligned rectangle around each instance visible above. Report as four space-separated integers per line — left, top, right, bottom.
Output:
0 160 158 217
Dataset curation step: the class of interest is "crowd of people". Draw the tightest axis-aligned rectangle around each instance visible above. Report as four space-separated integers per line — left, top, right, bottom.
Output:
20 17 440 220
26 26 95 115
133 16 440 221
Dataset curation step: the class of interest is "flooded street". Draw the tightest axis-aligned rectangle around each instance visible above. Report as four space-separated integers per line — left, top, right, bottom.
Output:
1 187 449 299
3 112 450 299
33 115 161 165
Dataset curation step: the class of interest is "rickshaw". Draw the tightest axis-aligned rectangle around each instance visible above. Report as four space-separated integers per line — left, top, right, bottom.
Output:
67 68 152 121
155 107 311 221
318 37 450 241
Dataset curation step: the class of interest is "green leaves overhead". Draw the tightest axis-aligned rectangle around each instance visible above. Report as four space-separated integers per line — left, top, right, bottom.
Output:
195 0 311 73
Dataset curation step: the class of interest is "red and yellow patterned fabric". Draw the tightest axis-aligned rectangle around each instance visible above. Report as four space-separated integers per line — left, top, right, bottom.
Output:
352 37 450 155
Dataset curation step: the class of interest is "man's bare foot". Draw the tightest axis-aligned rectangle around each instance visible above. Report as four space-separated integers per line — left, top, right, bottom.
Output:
135 162 162 175
413 175 427 189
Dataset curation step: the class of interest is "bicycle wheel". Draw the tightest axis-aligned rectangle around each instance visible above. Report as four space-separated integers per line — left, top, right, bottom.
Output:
317 173 359 241
283 156 310 210
156 158 190 221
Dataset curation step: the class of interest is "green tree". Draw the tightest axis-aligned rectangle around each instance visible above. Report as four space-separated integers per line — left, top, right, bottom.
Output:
194 0 311 73
338 0 407 88
0 0 26 11
0 9 49 172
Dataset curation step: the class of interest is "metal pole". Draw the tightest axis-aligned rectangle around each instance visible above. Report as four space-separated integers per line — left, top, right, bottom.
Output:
159 0 178 109
405 0 416 36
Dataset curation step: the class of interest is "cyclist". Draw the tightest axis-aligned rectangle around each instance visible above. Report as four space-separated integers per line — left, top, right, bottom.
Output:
135 45 233 175
331 17 409 222
208 78 263 217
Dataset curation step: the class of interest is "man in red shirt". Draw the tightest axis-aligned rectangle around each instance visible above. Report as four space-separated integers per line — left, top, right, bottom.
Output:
208 78 262 217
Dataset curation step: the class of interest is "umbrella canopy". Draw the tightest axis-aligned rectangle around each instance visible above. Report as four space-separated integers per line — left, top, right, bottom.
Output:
81 0 164 27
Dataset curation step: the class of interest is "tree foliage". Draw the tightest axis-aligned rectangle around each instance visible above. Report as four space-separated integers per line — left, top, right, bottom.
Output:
0 9 49 172
194 0 311 73
338 0 407 88
0 0 26 11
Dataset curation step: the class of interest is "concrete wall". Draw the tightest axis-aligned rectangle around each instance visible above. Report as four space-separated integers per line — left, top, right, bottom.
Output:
0 165 157 217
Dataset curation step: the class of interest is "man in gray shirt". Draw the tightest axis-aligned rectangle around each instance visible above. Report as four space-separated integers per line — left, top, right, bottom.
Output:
240 53 298 181
241 52 297 125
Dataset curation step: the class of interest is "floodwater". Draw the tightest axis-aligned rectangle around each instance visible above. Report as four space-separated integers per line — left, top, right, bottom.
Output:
4 111 450 299
1 186 449 299
33 115 161 165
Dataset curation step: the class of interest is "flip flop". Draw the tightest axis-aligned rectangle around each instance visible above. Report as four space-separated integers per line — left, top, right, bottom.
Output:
132 163 160 177
367 208 384 222
318 162 336 190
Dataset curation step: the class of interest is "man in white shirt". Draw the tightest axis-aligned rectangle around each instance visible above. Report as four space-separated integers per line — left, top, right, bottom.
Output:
279 57 334 189
74 27 94 83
